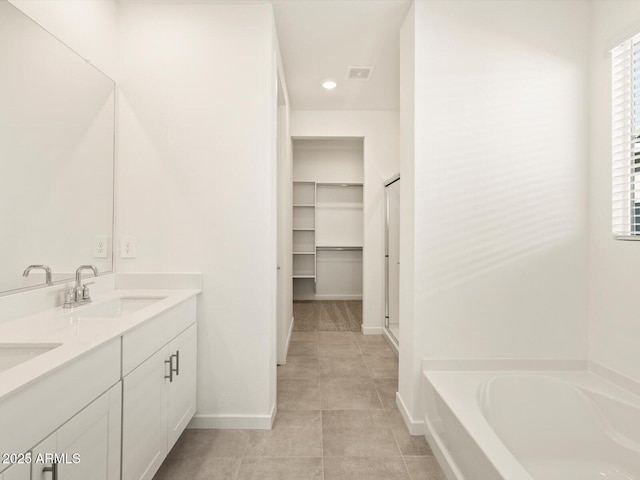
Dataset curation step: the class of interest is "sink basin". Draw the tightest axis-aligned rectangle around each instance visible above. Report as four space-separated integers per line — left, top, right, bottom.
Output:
0 343 62 373
66 297 167 319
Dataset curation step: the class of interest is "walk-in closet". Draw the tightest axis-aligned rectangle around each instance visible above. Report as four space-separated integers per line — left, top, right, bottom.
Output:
292 138 364 329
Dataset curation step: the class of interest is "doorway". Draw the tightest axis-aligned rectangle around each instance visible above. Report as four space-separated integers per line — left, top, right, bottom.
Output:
384 174 400 345
291 137 364 332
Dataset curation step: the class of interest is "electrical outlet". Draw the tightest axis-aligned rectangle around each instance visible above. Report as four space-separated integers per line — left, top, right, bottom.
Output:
94 236 108 258
121 236 136 258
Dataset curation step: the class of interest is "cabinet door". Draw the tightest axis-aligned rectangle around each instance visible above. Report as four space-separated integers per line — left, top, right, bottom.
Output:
122 346 169 480
2 462 30 480
31 434 56 480
57 383 121 480
167 324 197 450
31 384 121 480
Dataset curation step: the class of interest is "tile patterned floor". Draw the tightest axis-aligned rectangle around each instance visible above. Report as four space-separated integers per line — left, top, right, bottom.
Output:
154 330 446 479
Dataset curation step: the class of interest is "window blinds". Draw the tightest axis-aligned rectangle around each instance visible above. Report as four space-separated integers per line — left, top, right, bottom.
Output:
612 34 640 238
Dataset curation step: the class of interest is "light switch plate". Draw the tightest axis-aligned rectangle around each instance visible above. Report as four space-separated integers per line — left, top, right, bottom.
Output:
121 236 136 258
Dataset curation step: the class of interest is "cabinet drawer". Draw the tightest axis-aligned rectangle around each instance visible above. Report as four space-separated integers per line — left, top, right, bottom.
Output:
122 298 196 376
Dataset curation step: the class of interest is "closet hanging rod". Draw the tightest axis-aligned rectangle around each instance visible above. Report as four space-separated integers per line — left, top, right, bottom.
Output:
316 246 363 251
316 182 363 187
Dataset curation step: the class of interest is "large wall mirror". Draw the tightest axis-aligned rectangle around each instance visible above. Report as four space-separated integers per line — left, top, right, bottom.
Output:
0 1 115 294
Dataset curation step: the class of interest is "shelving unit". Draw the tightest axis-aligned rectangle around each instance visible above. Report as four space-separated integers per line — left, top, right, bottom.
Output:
292 182 316 283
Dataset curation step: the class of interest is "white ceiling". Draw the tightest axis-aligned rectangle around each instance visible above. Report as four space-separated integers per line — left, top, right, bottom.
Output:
272 0 411 111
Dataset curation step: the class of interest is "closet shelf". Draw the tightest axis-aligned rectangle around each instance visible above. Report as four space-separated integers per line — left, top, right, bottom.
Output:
293 274 315 279
316 246 363 251
293 251 315 255
293 228 315 231
293 204 315 207
316 182 363 187
316 202 363 208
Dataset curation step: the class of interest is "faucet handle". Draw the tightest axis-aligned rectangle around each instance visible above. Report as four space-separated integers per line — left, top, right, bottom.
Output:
82 284 91 300
63 288 75 308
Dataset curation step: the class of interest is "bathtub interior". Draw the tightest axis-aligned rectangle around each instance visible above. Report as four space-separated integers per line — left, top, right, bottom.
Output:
479 375 640 480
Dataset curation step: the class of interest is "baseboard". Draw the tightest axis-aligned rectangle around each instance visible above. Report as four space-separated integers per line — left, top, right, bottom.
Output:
293 295 363 301
382 328 399 357
361 325 383 335
395 392 425 435
188 405 276 430
278 316 295 365
314 295 362 300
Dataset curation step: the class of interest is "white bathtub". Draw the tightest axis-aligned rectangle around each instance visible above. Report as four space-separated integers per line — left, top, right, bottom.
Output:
422 365 640 480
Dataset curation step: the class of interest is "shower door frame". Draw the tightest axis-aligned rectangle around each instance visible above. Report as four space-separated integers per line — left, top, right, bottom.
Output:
384 173 400 345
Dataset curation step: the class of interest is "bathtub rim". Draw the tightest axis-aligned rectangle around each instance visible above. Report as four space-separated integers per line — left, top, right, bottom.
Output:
421 358 640 480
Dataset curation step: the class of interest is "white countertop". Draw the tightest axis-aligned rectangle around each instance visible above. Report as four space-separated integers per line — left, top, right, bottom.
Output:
0 288 200 402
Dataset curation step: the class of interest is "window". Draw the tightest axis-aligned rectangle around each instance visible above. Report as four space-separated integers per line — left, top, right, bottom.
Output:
612 34 640 238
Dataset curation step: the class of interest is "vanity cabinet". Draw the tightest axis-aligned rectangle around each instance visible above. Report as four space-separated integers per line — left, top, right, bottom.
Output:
0 291 198 480
122 300 197 480
31 383 121 480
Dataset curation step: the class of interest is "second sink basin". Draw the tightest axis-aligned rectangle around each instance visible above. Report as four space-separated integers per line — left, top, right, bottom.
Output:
66 297 167 319
0 343 62 373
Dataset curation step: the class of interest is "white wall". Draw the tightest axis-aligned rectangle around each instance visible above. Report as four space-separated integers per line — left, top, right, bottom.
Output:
293 138 364 183
589 1 640 384
400 0 591 429
291 111 400 334
398 3 416 431
117 2 279 428
8 0 119 79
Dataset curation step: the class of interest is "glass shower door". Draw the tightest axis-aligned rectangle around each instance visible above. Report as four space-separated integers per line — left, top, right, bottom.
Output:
385 175 400 344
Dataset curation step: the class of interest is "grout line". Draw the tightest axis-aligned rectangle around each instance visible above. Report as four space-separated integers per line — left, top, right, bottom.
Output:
385 405 413 480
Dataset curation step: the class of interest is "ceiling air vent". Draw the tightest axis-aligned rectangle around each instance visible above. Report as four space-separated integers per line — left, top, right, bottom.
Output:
346 66 374 81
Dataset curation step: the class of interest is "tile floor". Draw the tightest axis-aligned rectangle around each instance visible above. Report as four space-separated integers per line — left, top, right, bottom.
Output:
154 331 445 480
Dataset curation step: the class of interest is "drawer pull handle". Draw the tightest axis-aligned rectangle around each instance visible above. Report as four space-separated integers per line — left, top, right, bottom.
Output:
43 462 58 480
165 359 173 382
171 351 180 376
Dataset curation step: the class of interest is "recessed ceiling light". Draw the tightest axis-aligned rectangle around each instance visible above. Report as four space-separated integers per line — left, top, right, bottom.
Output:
322 80 337 90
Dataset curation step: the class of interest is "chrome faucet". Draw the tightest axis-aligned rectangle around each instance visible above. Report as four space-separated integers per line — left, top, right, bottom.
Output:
63 265 99 309
23 265 53 286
